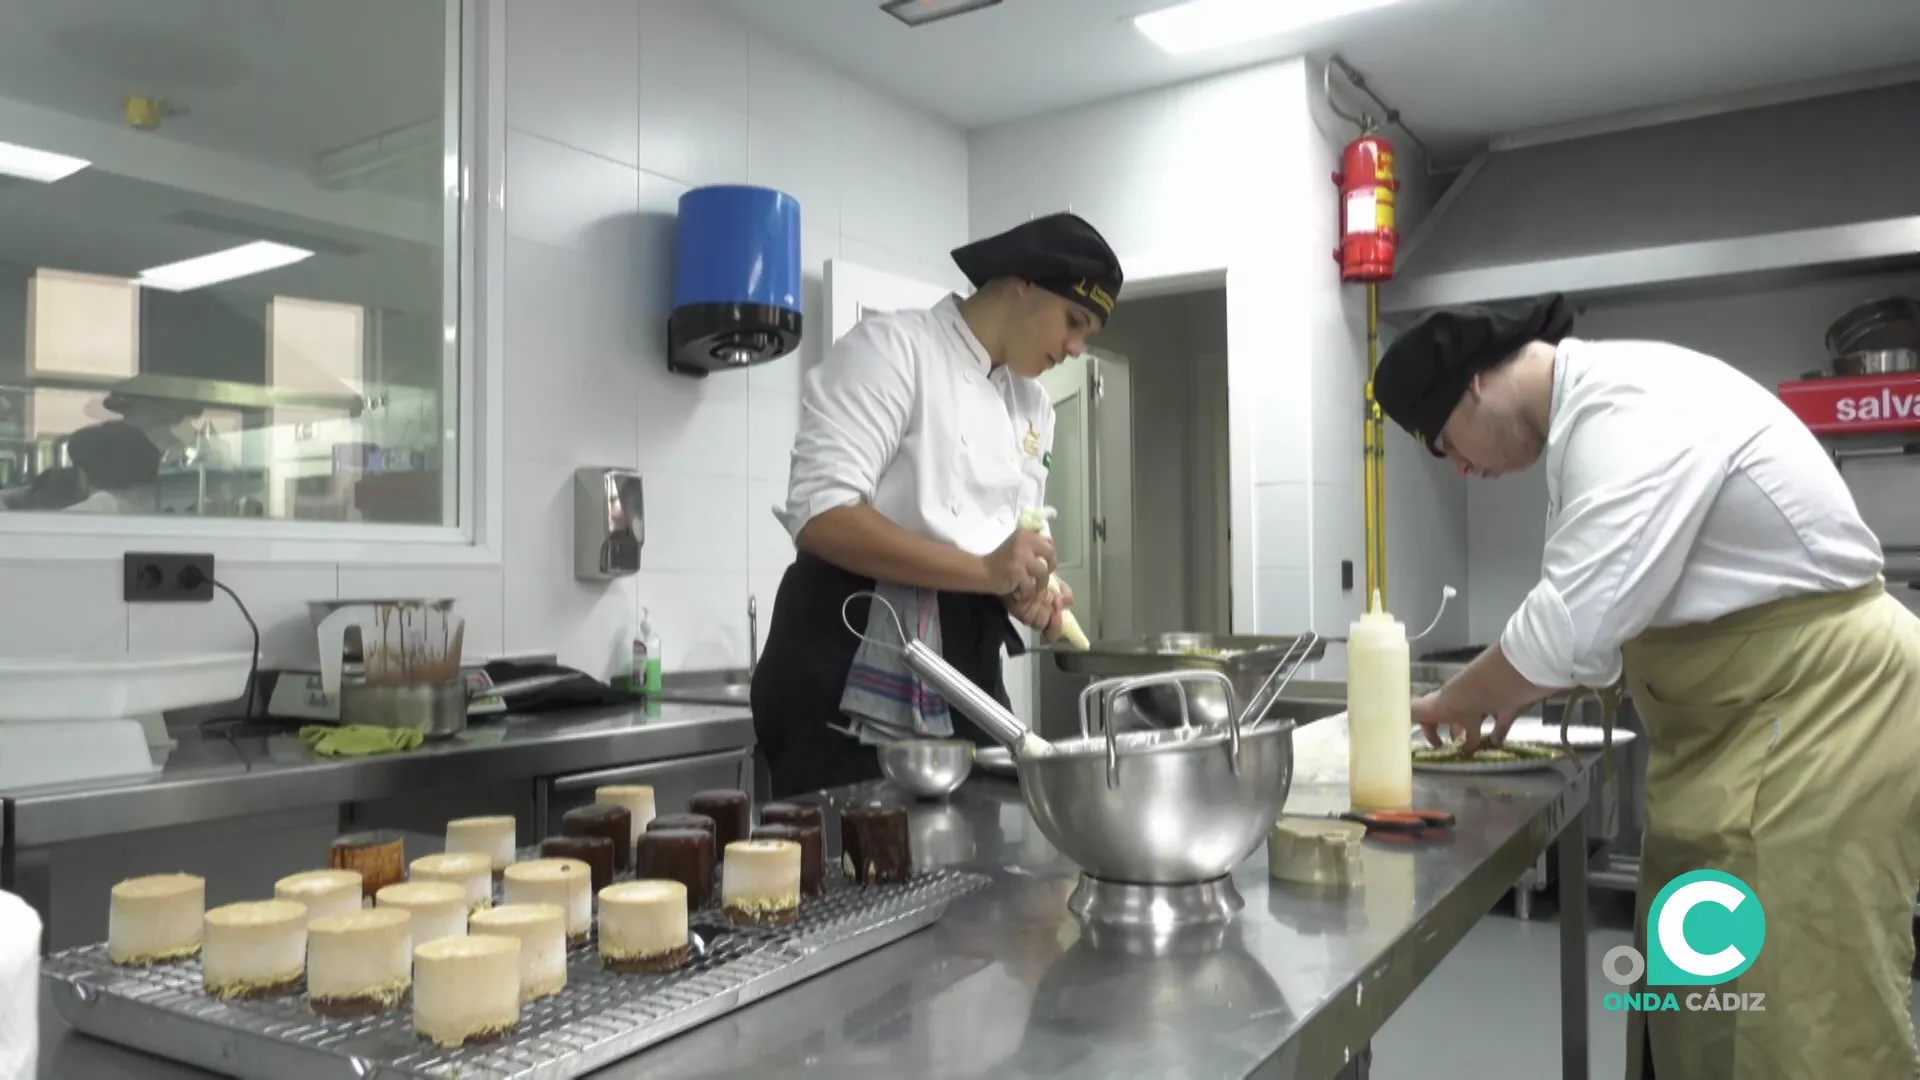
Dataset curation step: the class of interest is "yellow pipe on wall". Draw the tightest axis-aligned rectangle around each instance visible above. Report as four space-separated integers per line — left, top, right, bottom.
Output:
1363 283 1387 602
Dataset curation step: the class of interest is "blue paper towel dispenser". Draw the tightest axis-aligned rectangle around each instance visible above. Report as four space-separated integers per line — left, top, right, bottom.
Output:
667 184 803 377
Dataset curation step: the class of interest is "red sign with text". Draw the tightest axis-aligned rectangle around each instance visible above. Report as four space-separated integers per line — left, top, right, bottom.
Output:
1777 372 1920 436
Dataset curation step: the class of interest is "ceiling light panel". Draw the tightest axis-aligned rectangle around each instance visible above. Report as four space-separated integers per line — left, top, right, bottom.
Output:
0 139 90 183
881 0 1003 28
137 241 314 292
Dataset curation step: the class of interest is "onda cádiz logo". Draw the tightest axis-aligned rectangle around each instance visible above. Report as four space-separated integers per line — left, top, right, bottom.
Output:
1601 870 1769 1014
1834 387 1920 423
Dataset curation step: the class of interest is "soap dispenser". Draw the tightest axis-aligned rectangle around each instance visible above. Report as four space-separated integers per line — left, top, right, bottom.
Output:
574 467 643 581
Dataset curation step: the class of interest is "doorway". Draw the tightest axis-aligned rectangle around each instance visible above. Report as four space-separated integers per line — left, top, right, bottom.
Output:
1026 285 1231 739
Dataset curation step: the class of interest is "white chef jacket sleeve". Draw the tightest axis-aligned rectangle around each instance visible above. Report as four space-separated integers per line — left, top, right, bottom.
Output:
1500 405 1731 689
778 317 917 542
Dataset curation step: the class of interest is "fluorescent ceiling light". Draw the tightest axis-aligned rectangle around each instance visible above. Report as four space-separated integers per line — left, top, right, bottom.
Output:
137 241 314 292
881 0 1002 28
0 139 90 183
1135 0 1409 56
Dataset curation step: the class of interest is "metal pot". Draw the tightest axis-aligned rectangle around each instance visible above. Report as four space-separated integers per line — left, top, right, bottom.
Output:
1015 671 1296 885
340 678 469 737
1833 347 1920 376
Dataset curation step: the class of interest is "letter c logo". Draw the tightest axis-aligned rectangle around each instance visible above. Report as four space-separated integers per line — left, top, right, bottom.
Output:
1657 880 1748 978
1646 870 1766 987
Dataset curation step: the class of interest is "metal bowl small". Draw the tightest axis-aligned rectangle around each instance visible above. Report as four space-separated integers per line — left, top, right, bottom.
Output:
878 739 976 799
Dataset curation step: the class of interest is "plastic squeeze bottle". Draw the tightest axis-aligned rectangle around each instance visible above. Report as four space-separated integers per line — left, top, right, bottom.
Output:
1015 506 1090 650
640 608 663 694
1347 589 1413 810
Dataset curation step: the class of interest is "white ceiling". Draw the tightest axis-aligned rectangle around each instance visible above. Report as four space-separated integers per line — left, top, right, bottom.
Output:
717 0 1920 154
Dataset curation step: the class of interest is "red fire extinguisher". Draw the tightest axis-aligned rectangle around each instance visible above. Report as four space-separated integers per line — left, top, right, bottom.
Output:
1334 129 1398 283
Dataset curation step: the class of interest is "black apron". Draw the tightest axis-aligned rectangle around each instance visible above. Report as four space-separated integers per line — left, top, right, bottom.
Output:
750 552 1026 799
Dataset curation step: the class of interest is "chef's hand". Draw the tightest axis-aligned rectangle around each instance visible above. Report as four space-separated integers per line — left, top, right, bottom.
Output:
1412 692 1522 755
1005 588 1054 632
984 528 1057 596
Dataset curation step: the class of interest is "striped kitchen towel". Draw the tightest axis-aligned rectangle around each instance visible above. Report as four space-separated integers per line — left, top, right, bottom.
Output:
835 581 953 744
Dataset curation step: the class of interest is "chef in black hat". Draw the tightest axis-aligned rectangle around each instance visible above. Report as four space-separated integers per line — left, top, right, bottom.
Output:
1374 294 1920 1080
751 212 1122 798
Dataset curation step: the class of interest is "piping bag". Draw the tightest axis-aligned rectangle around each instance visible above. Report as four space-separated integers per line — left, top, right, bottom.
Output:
1017 506 1091 650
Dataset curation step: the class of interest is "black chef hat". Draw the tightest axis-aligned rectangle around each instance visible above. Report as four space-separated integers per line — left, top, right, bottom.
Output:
67 420 162 489
952 212 1123 322
1374 293 1575 456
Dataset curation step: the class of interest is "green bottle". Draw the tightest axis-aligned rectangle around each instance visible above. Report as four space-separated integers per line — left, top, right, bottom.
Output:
640 608 663 694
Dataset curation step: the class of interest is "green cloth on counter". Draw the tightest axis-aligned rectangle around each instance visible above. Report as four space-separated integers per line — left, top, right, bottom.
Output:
300 724 425 758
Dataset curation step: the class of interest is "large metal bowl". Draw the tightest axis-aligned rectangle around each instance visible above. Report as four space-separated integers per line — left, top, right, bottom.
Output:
1017 720 1294 885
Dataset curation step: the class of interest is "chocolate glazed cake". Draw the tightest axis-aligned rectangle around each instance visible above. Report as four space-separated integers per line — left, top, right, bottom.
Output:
636 827 717 909
840 804 911 885
758 802 824 832
648 813 717 837
539 835 615 893
753 823 824 898
561 804 633 875
687 790 752 850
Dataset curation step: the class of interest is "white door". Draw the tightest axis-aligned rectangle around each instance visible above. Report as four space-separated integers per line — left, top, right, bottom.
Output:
1033 347 1135 739
822 260 1038 726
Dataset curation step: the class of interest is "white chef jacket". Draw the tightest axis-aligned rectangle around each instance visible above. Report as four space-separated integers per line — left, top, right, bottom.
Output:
778 294 1055 557
1501 337 1884 689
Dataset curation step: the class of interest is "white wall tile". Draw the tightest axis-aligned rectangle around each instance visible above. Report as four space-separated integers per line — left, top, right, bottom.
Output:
637 85 749 189
335 566 506 662
838 79 927 258
638 0 750 112
636 377 750 476
505 131 640 251
839 236 948 293
746 391 799 484
748 119 839 237
0 563 125 657
505 0 640 166
503 237 642 469
1254 482 1310 568
635 570 749 671
746 33 840 146
1309 482 1365 638
641 473 749 573
128 562 339 669
747 225 835 398
1254 567 1312 636
747 478 794 572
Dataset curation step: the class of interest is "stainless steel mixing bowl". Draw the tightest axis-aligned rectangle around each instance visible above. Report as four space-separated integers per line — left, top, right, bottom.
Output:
1018 671 1295 885
878 738 975 799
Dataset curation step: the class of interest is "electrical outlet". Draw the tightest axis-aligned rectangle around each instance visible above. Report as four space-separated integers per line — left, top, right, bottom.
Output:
124 552 215 602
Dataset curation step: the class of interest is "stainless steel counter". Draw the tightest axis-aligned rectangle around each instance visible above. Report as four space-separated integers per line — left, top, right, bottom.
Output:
36 749 1597 1079
0 703 752 847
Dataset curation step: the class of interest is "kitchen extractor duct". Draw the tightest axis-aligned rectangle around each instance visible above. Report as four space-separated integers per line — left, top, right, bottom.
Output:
1382 79 1920 322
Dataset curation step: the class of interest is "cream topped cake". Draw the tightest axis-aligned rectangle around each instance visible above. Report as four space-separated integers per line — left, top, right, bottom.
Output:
375 881 468 948
413 934 521 1048
594 785 656 846
274 869 364 924
502 858 593 943
107 873 205 966
469 903 567 1002
409 852 493 914
202 900 308 1000
721 839 801 926
445 816 518 872
306 907 412 1018
597 880 689 974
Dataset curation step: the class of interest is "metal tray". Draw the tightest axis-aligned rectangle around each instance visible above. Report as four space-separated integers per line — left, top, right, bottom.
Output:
43 866 989 1079
1049 632 1326 681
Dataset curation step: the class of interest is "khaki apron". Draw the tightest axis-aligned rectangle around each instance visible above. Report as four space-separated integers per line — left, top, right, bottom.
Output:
1619 580 1920 1080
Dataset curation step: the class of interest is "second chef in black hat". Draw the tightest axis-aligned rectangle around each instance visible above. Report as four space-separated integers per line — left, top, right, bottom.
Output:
750 213 1124 797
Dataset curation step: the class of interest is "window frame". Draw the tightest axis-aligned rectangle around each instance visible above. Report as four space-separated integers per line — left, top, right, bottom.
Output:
0 0 505 566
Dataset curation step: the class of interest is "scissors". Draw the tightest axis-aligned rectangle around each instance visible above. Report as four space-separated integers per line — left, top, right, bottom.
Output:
1331 809 1456 840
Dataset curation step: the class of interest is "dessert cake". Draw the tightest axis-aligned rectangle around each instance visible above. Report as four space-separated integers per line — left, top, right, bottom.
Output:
721 839 802 926
647 813 717 837
841 803 912 885
502 858 593 944
470 903 567 1002
202 900 308 1000
445 815 518 872
561 804 633 876
375 881 469 948
274 869 364 923
753 822 824 898
413 934 521 1048
595 784 657 846
758 801 824 832
107 873 205 966
306 907 412 1018
539 835 616 893
409 852 493 914
688 789 752 850
330 830 406 898
636 827 716 909
597 880 690 974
